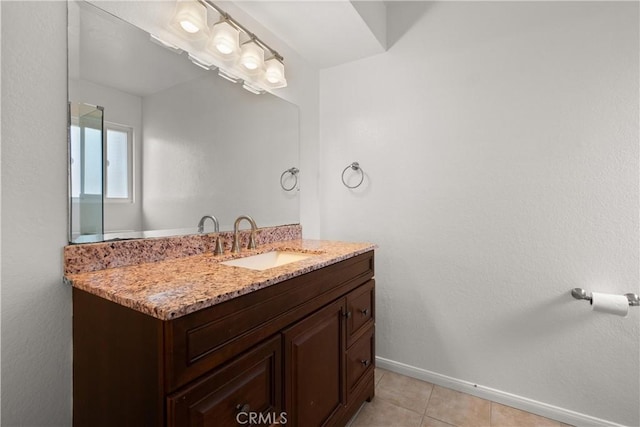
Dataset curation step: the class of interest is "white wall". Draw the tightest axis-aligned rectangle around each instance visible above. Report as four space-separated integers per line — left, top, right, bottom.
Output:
319 2 639 426
69 79 144 233
1 1 71 425
142 74 299 231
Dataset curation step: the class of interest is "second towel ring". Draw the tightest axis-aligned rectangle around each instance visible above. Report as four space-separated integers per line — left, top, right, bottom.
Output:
342 162 365 189
280 167 299 191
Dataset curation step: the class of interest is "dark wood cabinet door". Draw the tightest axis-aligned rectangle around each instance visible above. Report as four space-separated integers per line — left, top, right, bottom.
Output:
167 336 282 427
283 299 346 427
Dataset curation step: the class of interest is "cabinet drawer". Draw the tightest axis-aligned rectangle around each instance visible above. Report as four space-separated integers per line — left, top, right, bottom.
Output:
346 279 374 346
166 252 374 390
167 336 282 427
346 326 374 400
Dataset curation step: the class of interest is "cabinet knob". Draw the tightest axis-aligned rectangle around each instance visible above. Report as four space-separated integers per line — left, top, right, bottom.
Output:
361 359 370 367
344 311 352 318
360 308 369 316
236 403 250 413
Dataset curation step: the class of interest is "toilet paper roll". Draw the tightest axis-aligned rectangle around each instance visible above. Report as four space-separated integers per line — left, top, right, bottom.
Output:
591 292 629 317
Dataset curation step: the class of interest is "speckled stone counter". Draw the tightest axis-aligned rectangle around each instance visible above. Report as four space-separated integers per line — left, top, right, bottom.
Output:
65 239 375 320
64 224 302 275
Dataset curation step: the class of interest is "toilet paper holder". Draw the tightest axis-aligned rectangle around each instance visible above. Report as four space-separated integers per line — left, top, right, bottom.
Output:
571 288 640 306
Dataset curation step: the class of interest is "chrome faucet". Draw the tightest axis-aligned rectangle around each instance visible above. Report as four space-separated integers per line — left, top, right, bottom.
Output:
231 215 257 253
197 215 224 255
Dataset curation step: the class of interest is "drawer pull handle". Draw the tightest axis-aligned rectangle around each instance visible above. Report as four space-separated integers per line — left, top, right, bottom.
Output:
360 308 369 316
344 311 352 318
236 403 250 413
361 359 370 367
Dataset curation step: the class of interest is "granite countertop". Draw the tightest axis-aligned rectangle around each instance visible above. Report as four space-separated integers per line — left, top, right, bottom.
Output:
65 239 375 320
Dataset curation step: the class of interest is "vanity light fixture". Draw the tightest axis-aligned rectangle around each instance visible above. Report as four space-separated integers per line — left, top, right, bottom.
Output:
168 0 288 93
240 39 265 73
208 19 240 61
171 0 209 39
263 57 287 88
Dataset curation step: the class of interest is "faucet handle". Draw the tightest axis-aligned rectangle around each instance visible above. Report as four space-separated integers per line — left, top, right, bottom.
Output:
231 235 241 253
214 236 224 256
248 234 257 250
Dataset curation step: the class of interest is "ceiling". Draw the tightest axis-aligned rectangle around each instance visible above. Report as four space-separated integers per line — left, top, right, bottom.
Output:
234 1 388 69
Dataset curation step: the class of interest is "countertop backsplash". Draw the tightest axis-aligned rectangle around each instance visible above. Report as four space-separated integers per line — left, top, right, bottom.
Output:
64 224 302 275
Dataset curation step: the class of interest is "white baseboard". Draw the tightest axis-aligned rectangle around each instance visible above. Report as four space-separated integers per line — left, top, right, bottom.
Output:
375 356 628 427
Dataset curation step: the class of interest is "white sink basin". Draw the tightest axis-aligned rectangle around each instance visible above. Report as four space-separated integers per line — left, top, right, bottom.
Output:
220 251 314 271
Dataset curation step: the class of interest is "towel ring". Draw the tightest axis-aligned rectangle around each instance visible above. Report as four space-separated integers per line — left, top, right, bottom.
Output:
280 167 299 191
341 162 365 189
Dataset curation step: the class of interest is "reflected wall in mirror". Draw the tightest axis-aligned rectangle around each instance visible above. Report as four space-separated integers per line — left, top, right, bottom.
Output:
68 0 300 244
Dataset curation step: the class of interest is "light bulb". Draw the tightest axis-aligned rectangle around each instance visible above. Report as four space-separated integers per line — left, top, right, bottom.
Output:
263 57 287 88
180 20 199 34
217 43 233 55
171 0 209 39
240 41 264 74
207 21 239 61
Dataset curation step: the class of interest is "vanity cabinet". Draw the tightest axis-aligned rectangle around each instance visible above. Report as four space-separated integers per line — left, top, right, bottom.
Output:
167 335 283 427
73 251 375 427
284 279 375 427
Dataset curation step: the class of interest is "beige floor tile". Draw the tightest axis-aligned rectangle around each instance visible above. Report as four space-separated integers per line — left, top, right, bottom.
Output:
351 398 423 427
375 367 389 386
491 403 561 427
425 386 491 427
376 370 434 414
352 371 570 427
422 415 456 427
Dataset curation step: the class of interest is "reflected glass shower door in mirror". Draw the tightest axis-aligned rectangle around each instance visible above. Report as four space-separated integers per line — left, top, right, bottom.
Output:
68 0 300 244
69 103 104 241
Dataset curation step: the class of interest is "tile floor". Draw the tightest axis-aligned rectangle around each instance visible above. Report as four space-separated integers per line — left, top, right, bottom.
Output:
348 369 572 427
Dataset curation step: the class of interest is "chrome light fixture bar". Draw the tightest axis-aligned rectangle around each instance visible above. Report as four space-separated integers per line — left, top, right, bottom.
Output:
201 0 283 62
167 0 287 94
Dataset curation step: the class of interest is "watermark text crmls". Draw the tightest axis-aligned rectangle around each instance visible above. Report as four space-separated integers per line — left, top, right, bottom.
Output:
236 411 288 425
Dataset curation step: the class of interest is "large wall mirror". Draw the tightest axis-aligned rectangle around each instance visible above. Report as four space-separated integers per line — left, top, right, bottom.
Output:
68 0 300 244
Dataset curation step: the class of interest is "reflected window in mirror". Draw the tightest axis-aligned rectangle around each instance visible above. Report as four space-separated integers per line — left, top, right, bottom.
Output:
70 121 134 202
70 122 102 198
